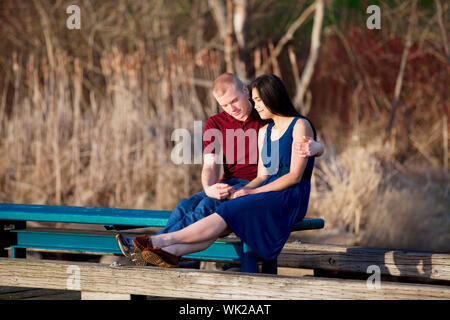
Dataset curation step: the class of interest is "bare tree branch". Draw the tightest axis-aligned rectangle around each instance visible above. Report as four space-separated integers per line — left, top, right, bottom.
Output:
434 0 450 62
293 0 325 115
208 0 235 73
257 1 317 75
385 0 418 137
225 0 234 73
208 0 227 40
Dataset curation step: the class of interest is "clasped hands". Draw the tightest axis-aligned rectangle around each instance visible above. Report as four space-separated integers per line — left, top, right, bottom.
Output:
205 183 253 200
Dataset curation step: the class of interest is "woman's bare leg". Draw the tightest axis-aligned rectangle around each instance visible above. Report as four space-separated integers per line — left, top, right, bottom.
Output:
162 239 216 256
162 226 232 256
151 213 228 249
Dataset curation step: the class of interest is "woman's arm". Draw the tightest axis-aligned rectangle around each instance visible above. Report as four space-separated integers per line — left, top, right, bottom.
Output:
232 119 313 198
244 125 269 188
229 125 269 198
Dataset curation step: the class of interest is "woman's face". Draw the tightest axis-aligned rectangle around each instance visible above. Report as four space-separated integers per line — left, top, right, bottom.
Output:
252 88 273 120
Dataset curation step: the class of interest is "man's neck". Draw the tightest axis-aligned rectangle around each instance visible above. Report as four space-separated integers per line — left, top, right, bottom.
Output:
238 103 253 122
239 114 249 122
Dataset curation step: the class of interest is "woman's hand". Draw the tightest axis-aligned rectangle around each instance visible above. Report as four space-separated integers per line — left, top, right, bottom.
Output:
229 187 254 199
294 136 323 158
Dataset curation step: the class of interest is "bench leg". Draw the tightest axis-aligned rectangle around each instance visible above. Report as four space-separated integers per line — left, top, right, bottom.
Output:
1 221 26 258
240 242 258 273
261 259 278 275
0 221 9 257
241 242 278 274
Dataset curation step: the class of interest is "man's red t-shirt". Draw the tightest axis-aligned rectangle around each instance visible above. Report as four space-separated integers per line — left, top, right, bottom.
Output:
203 108 263 182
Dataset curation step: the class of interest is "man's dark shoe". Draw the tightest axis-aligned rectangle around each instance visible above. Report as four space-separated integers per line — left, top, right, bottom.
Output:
141 247 180 268
115 234 148 266
115 234 134 258
132 234 152 251
130 247 147 266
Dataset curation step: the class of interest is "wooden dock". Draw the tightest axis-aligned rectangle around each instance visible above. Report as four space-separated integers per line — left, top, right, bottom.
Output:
1 258 449 300
1 241 448 300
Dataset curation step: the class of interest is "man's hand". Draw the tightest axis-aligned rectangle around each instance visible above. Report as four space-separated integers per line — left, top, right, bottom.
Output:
294 136 323 158
205 183 235 200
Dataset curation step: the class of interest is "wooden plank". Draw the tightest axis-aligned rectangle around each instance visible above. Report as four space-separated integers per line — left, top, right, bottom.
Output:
0 203 170 227
81 291 131 300
10 242 450 282
278 243 450 281
0 258 448 300
0 286 81 300
6 247 116 256
10 228 244 261
0 203 324 231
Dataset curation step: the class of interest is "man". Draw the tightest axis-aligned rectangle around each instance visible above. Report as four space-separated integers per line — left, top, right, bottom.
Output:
117 73 323 265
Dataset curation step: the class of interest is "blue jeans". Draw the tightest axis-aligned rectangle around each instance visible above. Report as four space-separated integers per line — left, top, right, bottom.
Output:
156 178 249 235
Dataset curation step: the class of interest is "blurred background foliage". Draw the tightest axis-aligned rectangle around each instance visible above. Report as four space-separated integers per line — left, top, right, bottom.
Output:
0 0 448 251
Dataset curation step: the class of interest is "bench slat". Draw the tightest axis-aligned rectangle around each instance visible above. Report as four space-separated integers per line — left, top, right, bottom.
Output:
0 203 173 227
10 229 243 261
0 203 324 231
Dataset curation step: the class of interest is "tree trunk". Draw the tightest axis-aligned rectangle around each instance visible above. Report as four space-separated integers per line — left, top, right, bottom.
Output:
293 0 325 116
209 0 249 79
385 0 418 138
233 0 249 81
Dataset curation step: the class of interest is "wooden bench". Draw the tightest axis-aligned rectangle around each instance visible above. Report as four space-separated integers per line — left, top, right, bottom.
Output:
0 203 325 273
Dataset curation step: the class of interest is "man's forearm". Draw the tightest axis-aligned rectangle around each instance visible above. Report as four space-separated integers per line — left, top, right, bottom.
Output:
316 141 324 157
201 164 218 191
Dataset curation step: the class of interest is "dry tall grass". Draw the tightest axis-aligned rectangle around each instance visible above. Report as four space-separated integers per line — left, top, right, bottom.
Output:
309 140 384 234
0 41 221 210
308 137 449 252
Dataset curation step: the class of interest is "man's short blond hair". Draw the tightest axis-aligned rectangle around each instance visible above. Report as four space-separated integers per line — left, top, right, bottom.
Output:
212 73 245 97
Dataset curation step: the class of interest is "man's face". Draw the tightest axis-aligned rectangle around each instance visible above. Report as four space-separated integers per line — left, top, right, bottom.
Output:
214 85 252 122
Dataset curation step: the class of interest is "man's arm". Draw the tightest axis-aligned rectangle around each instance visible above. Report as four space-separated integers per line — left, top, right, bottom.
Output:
201 154 218 190
294 136 324 157
202 154 233 200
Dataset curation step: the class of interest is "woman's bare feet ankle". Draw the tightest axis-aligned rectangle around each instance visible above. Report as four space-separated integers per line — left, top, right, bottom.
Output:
151 234 171 248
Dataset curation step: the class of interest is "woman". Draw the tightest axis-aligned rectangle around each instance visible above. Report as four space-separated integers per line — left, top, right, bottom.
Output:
122 74 317 268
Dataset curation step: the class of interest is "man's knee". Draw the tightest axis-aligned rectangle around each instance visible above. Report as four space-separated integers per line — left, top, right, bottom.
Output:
198 196 222 210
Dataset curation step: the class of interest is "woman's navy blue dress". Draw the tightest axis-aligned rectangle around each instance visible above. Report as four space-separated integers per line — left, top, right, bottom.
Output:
216 117 315 261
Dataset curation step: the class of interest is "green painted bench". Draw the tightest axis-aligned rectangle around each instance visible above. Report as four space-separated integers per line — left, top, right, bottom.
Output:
0 203 324 273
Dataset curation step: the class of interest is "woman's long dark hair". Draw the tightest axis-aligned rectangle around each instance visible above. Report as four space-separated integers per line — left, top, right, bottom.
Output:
250 74 300 117
250 74 316 139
